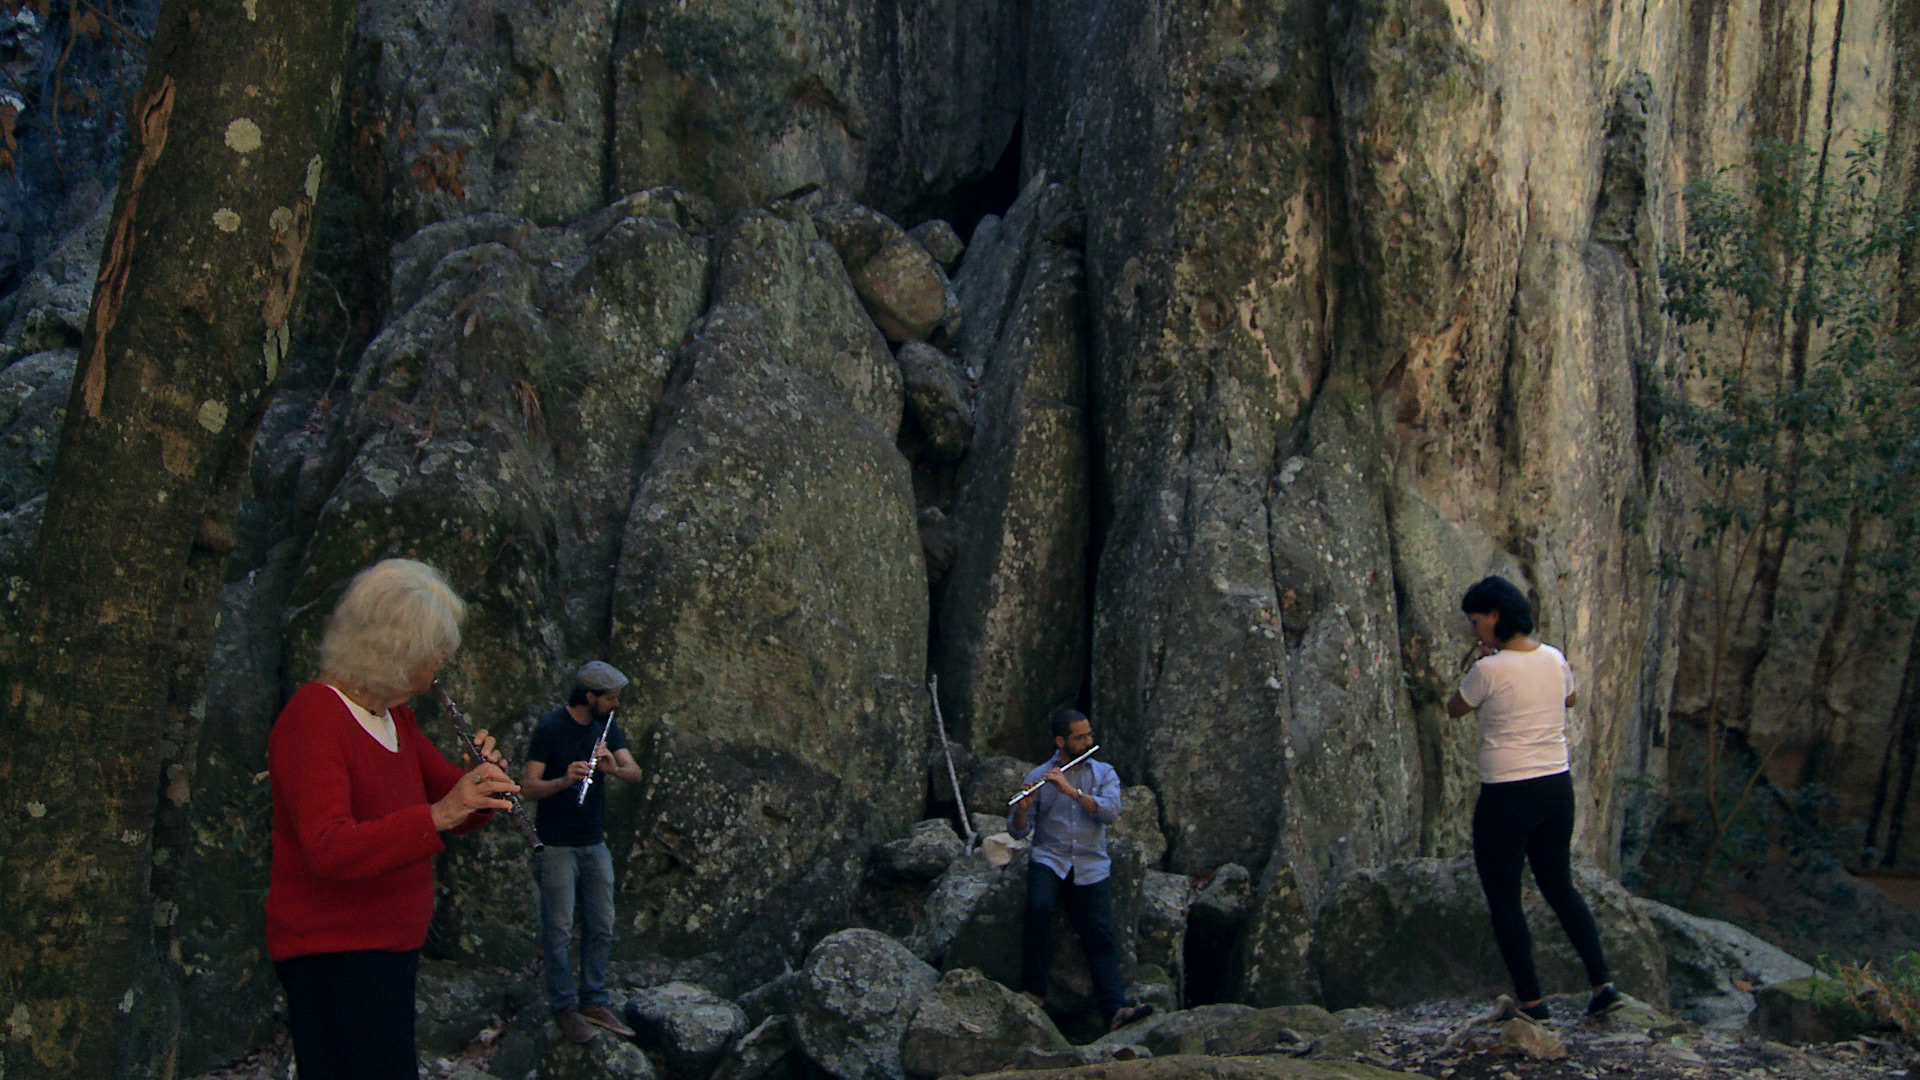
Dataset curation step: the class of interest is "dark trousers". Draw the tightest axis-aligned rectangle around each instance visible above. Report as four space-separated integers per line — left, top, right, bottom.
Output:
275 949 421 1080
1022 862 1125 1023
1472 770 1611 1002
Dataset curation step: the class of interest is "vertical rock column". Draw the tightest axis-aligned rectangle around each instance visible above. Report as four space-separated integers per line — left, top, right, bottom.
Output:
932 176 1092 760
607 209 926 972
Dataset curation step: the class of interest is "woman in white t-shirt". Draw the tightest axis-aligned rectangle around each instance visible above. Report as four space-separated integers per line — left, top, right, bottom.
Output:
1446 576 1622 1020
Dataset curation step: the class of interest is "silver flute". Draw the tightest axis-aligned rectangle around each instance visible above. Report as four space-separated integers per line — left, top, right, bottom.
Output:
1008 744 1101 805
576 709 617 805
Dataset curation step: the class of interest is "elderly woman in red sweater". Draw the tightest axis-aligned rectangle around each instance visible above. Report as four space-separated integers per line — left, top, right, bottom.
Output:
266 559 519 1080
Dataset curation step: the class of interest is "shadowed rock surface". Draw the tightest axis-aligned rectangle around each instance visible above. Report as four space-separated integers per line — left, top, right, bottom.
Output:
3 0 1918 1074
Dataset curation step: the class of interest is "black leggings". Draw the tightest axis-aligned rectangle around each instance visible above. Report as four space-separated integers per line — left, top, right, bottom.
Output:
275 949 420 1080
1472 771 1610 1002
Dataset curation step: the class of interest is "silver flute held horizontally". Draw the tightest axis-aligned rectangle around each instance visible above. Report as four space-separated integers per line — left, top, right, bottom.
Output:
431 681 545 852
1008 744 1101 805
576 709 617 806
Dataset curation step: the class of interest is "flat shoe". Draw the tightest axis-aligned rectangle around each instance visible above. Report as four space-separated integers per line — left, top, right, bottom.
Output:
1109 1003 1154 1032
581 1004 636 1038
1586 984 1624 1016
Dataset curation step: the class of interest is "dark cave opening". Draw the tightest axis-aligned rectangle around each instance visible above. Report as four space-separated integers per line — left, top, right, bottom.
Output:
938 121 1024 244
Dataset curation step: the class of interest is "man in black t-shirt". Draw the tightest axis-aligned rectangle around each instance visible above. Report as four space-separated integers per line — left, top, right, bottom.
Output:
523 661 644 1043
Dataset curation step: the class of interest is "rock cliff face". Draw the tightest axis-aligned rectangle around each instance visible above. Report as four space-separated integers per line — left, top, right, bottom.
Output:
1 0 1916 1070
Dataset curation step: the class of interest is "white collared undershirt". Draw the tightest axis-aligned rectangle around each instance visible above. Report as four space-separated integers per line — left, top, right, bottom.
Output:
327 684 399 752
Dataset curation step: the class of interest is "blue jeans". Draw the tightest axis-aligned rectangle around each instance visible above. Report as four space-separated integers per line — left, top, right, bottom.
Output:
538 843 615 1012
1022 862 1125 1024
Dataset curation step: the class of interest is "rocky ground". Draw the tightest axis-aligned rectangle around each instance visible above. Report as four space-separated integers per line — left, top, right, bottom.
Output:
186 989 1915 1080
1345 994 1911 1080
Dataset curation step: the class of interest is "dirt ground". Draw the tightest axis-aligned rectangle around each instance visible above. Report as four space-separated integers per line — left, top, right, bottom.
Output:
1336 994 1914 1080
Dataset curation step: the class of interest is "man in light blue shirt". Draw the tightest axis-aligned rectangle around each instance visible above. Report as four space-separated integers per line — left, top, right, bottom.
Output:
1009 708 1151 1032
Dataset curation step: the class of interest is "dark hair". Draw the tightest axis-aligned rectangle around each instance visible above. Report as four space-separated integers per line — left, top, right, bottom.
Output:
1460 575 1534 641
1050 707 1088 741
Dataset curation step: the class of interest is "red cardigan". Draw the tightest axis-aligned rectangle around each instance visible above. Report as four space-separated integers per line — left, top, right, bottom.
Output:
266 682 492 961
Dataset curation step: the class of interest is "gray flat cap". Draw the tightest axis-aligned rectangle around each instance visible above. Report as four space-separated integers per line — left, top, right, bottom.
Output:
574 661 629 692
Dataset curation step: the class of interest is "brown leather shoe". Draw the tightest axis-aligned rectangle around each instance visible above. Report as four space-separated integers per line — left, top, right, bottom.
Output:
580 1005 635 1038
554 1006 594 1044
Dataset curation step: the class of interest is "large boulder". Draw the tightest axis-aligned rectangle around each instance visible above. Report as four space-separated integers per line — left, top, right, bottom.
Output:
914 847 1023 966
931 177 1091 760
698 211 904 432
1185 863 1253 1003
941 842 1149 1021
1751 976 1873 1045
1226 864 1319 1007
711 1014 802 1080
1090 1004 1311 1058
900 968 1070 1078
416 960 510 1057
1110 785 1169 868
814 204 956 343
624 981 751 1080
539 1033 661 1080
1309 855 1666 1010
607 207 924 970
967 756 1040 818
909 220 966 271
1631 898 1814 1030
1136 871 1193 992
896 342 973 462
873 819 968 883
794 929 940 1080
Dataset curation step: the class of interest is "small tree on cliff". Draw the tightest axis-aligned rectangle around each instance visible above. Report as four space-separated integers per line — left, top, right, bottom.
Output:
0 0 356 1075
1656 135 1920 909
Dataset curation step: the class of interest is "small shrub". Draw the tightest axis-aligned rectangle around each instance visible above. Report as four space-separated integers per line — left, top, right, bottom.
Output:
1819 951 1920 1044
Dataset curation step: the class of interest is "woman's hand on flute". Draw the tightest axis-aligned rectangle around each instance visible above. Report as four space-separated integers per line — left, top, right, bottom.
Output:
431 762 520 830
461 728 510 772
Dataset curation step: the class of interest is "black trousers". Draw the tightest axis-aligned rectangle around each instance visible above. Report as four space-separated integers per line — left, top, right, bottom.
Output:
1022 862 1125 1023
275 948 421 1080
1472 770 1611 1002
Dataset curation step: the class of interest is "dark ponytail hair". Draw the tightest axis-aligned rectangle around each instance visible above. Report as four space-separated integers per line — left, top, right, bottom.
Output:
1460 575 1534 641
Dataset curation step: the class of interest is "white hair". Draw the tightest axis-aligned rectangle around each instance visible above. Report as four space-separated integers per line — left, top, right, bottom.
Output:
318 559 466 703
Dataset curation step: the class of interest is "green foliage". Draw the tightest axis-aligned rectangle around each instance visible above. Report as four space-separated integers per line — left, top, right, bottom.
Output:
1817 951 1920 1044
1653 134 1920 909
1656 135 1920 608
